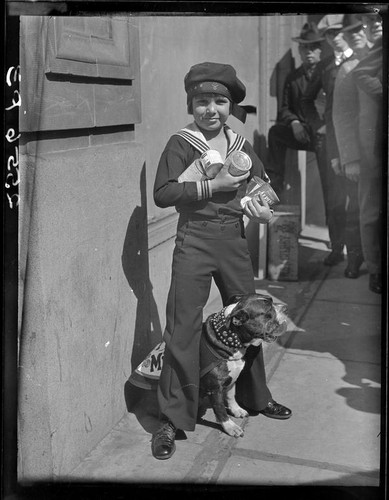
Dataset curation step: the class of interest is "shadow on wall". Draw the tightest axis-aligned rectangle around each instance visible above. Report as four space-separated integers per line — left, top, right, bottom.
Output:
270 48 295 114
121 164 162 374
257 48 295 177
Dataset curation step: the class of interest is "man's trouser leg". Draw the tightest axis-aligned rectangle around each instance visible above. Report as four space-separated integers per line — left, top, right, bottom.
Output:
325 158 347 251
267 123 312 196
314 135 329 220
345 178 363 255
358 171 382 275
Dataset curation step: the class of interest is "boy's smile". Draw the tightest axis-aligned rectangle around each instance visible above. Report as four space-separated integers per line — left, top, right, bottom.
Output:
192 93 231 132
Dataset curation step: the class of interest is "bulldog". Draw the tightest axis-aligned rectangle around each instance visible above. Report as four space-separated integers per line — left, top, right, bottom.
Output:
198 293 288 438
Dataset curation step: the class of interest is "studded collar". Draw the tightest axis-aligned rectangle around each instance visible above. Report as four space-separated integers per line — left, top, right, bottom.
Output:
210 307 243 351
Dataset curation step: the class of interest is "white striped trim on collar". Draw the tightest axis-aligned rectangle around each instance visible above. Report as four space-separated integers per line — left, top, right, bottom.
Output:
227 132 245 156
174 122 246 157
175 129 209 154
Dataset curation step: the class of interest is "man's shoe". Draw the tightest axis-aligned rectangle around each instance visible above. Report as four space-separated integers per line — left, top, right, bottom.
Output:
324 250 344 266
369 274 382 294
260 400 292 420
344 251 364 279
151 420 176 460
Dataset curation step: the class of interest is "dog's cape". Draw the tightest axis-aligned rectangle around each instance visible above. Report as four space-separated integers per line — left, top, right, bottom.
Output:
128 342 165 390
199 320 241 377
128 320 240 390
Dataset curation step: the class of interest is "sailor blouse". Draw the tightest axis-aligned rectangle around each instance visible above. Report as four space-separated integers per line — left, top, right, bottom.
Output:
153 123 267 220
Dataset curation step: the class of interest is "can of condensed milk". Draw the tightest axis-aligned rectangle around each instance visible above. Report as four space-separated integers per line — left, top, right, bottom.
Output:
225 151 252 176
200 150 224 178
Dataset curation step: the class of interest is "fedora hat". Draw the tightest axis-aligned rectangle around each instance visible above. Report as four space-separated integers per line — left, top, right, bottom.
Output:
292 22 325 43
341 13 365 32
317 14 345 34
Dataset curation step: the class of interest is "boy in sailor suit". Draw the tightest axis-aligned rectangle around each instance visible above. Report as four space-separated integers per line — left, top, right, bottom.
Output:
152 62 292 460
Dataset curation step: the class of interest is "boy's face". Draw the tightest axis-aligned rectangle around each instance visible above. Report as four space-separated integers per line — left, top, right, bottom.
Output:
192 93 230 132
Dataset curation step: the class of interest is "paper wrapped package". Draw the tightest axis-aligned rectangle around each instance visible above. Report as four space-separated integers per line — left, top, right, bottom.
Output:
240 176 280 208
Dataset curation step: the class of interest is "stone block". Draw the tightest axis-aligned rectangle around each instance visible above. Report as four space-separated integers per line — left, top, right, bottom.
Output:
267 205 300 281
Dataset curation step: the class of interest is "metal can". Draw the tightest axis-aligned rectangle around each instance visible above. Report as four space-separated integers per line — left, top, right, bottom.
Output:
200 150 224 178
225 151 252 176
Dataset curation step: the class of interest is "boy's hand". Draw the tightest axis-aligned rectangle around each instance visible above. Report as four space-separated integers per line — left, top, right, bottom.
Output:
210 165 249 192
243 192 273 224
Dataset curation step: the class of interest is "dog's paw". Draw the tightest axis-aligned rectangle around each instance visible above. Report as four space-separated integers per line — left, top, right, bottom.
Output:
228 404 249 419
221 419 244 437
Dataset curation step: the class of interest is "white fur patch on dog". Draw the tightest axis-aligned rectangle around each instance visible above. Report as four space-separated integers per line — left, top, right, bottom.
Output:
226 358 245 383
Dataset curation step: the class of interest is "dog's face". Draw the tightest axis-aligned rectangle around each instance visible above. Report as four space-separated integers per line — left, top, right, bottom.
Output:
224 293 288 344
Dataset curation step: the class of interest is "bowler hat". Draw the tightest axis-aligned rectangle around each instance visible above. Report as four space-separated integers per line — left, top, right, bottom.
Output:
291 22 324 43
317 14 345 33
341 13 365 32
185 62 248 122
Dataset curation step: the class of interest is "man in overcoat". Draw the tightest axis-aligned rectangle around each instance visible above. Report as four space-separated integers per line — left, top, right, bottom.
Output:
301 14 354 267
333 12 383 293
330 14 371 278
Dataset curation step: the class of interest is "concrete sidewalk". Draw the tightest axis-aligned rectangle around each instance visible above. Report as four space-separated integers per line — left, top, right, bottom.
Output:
68 226 383 492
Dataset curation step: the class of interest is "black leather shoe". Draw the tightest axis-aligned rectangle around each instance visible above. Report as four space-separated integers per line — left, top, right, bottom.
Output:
260 400 292 420
151 420 176 460
324 250 344 266
344 252 364 279
369 274 382 294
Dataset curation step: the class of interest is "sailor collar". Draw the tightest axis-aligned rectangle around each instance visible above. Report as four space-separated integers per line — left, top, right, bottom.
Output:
174 122 246 157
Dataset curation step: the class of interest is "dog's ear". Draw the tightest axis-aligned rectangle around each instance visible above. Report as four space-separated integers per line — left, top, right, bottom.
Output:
226 294 244 306
231 309 249 326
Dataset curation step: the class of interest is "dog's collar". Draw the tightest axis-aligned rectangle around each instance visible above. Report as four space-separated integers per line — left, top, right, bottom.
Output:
210 307 243 350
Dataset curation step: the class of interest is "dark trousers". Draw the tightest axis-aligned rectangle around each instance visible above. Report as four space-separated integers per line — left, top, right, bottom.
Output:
267 123 325 194
358 169 382 274
345 178 363 255
324 163 363 255
267 123 359 253
325 156 347 252
158 217 272 431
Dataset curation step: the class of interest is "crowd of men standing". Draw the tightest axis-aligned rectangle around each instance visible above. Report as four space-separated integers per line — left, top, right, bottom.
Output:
266 12 383 295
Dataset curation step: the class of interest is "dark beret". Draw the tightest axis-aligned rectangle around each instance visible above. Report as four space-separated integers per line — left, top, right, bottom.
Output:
184 62 246 104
